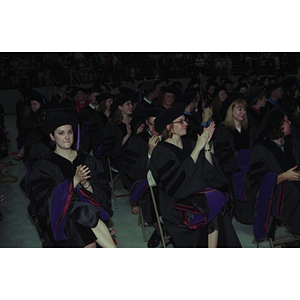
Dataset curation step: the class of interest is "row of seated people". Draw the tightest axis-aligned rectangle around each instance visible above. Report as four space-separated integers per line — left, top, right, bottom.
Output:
16 75 300 247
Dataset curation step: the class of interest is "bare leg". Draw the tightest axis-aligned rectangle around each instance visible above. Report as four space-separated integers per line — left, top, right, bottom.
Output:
208 230 218 248
92 219 117 248
17 146 25 158
84 242 96 248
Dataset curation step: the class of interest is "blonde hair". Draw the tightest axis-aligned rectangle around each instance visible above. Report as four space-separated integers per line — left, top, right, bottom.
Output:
223 98 248 130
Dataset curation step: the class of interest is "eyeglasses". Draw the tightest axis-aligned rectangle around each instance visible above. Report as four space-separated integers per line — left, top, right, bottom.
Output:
172 119 188 125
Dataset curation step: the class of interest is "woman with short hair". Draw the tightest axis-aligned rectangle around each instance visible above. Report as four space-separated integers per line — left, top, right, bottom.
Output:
149 103 241 247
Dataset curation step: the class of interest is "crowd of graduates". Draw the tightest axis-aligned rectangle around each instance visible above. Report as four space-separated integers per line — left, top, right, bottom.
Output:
9 70 300 247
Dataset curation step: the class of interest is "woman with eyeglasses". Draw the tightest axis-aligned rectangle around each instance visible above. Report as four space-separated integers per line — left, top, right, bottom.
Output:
149 103 241 248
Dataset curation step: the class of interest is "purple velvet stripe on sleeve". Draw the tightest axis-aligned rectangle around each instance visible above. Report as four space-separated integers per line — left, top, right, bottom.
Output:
51 179 74 241
77 124 80 151
130 178 149 202
80 122 89 143
273 180 285 219
188 190 227 228
77 189 109 221
95 144 103 156
253 173 277 241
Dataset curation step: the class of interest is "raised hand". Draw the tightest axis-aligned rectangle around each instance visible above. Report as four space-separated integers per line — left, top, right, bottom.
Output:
74 164 91 187
148 135 160 156
195 130 209 152
204 121 215 145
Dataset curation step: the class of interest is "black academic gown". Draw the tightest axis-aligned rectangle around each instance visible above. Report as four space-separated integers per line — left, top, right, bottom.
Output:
77 105 96 125
213 125 258 175
16 112 38 145
81 111 108 153
132 99 154 120
100 122 133 189
249 138 300 236
149 139 241 247
125 129 159 222
213 125 258 221
184 111 204 141
30 150 112 247
247 106 266 129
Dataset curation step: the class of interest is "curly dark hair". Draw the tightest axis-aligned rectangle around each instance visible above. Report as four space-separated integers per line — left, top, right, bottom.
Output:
265 120 285 140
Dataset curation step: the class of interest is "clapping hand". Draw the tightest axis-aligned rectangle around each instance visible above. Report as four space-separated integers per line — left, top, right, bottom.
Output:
204 121 215 145
74 164 91 187
148 135 160 156
196 122 215 151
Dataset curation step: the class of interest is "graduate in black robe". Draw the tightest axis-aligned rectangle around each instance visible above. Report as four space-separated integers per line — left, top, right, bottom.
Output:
15 91 46 161
125 108 163 246
175 90 204 141
249 109 300 239
81 93 114 154
30 111 116 248
149 104 241 247
97 94 144 190
213 97 258 222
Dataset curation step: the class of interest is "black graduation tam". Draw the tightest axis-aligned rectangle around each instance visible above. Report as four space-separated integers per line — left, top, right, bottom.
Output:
144 107 164 119
221 92 246 116
19 87 33 97
263 108 285 135
267 82 282 93
160 86 179 95
234 82 248 92
110 93 134 112
43 108 78 135
28 91 45 104
206 81 219 91
95 93 116 103
110 82 121 89
119 86 135 94
175 90 197 106
206 77 217 84
170 84 182 95
187 77 201 87
57 81 69 88
70 87 87 98
248 86 265 104
282 76 297 87
223 79 233 85
211 86 227 99
139 80 157 96
154 103 185 130
88 87 102 94
159 77 169 84
100 83 111 92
